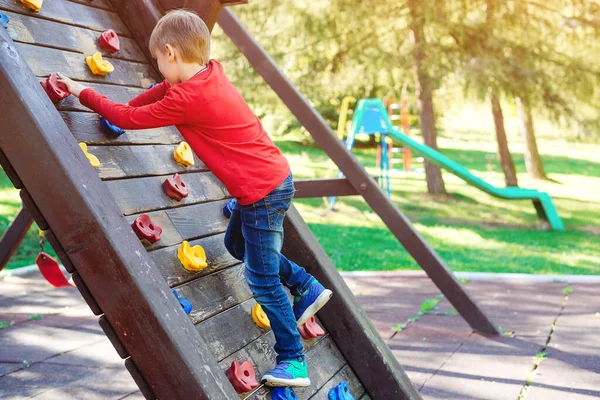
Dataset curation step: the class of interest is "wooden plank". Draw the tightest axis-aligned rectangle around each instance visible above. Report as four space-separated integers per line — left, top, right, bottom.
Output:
149 232 238 287
69 0 115 11
125 200 230 250
282 206 421 400
0 206 34 272
219 7 497 334
0 0 130 35
105 171 227 215
158 0 223 31
6 11 147 63
176 263 253 324
61 112 182 145
0 26 237 399
17 43 158 86
293 178 359 198
246 336 346 400
54 82 146 112
310 364 365 400
89 145 206 180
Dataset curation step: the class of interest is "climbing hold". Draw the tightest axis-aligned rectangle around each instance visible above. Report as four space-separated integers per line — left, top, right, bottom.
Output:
36 252 74 288
172 290 192 314
173 142 194 167
0 13 9 29
98 29 120 53
271 387 298 400
99 117 125 135
328 381 354 400
85 52 114 76
19 0 42 12
148 83 158 89
225 360 259 393
177 241 207 271
131 214 162 243
298 316 325 340
163 173 189 201
78 143 100 168
40 74 70 103
222 199 237 218
251 304 270 329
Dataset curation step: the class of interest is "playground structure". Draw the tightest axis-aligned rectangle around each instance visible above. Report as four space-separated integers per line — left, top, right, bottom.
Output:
334 98 564 231
0 0 502 398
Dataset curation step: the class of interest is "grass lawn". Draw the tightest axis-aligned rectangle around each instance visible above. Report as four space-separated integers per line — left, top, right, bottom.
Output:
1 105 599 275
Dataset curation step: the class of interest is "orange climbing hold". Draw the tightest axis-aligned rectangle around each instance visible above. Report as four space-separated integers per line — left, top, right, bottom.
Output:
251 304 270 329
177 241 207 271
19 0 42 12
225 360 259 393
79 143 100 168
298 316 325 340
86 52 114 76
173 142 194 167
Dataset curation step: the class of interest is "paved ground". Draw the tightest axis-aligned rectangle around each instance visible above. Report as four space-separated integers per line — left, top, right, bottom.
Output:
0 272 598 399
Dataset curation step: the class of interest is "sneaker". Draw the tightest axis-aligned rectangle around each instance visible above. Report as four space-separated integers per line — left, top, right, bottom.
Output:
261 360 310 387
293 280 333 327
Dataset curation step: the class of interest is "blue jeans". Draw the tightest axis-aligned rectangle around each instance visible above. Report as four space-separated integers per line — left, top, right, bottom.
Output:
224 173 314 363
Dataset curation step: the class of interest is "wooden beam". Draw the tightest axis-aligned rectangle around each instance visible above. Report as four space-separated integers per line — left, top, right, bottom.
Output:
218 9 499 335
157 0 246 31
294 178 362 198
282 206 421 400
0 25 238 399
0 206 34 272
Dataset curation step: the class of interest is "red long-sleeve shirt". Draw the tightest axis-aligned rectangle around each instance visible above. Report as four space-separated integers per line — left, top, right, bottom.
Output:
79 60 290 205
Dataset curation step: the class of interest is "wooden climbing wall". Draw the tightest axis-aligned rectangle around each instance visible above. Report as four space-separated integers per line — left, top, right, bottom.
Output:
0 0 371 398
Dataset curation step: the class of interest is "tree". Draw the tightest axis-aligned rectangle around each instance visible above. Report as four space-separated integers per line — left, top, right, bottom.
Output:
490 90 519 186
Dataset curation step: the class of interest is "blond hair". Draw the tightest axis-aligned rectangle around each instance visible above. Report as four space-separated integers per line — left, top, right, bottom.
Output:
149 9 210 64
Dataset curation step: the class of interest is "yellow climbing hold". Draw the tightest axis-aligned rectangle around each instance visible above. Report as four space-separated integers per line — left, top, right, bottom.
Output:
251 304 270 329
19 0 42 12
177 241 207 272
173 142 194 167
85 52 114 76
79 143 100 168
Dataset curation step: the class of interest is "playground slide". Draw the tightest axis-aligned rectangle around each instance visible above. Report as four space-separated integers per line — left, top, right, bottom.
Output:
355 99 565 231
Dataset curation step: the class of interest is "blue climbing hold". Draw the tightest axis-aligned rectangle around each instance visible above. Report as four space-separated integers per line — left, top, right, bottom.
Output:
271 387 297 400
172 290 192 314
0 13 9 29
328 381 354 400
149 83 158 89
100 117 125 135
223 199 237 218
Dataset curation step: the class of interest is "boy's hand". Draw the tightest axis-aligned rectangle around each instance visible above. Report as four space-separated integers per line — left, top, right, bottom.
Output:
56 72 88 97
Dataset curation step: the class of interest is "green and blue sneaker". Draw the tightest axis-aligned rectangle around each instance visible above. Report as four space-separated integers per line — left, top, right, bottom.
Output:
293 280 333 327
261 360 310 387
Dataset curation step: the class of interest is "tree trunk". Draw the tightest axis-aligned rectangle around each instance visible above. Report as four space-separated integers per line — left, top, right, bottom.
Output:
489 90 519 187
515 97 547 180
408 0 446 195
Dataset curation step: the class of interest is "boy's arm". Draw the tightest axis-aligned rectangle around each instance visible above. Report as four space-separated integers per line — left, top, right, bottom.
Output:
127 80 170 107
79 88 188 130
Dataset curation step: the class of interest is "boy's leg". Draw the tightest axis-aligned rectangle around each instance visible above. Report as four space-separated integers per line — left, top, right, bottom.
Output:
239 191 309 387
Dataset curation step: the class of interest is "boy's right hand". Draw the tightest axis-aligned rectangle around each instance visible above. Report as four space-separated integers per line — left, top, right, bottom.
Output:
56 72 88 98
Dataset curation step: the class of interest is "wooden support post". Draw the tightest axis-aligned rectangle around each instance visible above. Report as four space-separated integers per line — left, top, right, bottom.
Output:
0 25 238 399
0 206 34 272
283 206 422 399
293 178 375 198
218 9 498 335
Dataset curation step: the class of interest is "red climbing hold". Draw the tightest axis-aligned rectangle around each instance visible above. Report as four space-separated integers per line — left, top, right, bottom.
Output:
225 360 259 393
99 29 120 53
163 173 189 201
40 74 70 102
298 316 325 340
36 252 74 288
131 214 162 243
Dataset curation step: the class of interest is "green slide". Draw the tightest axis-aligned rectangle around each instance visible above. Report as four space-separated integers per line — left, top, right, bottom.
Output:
352 99 565 231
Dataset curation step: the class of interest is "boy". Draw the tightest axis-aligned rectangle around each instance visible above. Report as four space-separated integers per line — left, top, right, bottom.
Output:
57 9 332 388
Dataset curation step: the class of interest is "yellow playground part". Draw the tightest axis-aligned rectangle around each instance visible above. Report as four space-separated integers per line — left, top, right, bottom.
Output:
85 52 114 76
19 0 42 12
177 241 207 272
78 143 100 168
336 96 357 139
251 304 270 329
173 141 195 167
